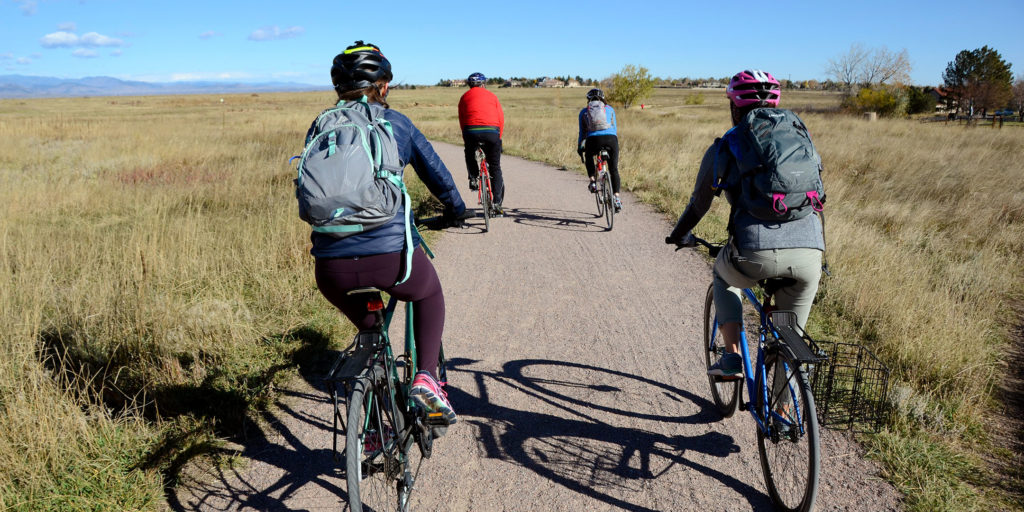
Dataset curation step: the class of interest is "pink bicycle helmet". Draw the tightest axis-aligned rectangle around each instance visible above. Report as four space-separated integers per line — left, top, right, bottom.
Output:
726 69 781 108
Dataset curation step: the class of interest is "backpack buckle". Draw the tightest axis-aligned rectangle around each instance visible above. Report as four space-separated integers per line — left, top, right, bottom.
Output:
807 191 824 212
772 193 788 214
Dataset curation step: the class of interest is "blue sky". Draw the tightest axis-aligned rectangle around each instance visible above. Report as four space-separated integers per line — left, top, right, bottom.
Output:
2 0 1022 87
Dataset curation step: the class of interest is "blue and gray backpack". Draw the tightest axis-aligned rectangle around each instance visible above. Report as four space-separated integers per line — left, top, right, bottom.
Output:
715 108 825 222
295 97 415 284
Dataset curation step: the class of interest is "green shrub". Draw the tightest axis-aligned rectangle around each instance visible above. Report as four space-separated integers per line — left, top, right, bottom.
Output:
685 93 705 105
906 87 937 115
843 87 905 116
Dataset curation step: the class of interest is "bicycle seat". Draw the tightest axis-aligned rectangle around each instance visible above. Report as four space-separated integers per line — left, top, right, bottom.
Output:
759 278 798 298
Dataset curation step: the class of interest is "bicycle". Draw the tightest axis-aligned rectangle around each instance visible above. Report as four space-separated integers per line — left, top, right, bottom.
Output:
474 146 495 232
591 149 614 231
324 269 450 512
685 236 823 512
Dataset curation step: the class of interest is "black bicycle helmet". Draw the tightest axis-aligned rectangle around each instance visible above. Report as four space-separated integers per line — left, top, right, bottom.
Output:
331 40 393 92
467 72 486 87
586 88 604 101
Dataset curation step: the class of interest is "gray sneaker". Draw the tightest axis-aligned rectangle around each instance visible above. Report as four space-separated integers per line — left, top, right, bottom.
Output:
708 352 743 379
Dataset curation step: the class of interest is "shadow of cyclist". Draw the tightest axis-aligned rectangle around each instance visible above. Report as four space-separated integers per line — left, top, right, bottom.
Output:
444 357 775 512
167 345 352 511
505 207 608 232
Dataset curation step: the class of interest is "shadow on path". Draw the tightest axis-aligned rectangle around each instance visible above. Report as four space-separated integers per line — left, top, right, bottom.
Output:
448 357 774 512
170 354 776 511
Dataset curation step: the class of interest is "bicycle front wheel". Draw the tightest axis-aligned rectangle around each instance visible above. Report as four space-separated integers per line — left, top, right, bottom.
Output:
756 348 820 512
702 284 740 417
345 369 409 512
479 173 491 233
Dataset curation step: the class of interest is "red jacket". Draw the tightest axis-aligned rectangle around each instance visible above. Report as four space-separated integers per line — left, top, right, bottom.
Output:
458 87 504 137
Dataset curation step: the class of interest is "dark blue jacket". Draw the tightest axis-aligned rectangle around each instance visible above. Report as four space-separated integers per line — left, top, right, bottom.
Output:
308 107 466 259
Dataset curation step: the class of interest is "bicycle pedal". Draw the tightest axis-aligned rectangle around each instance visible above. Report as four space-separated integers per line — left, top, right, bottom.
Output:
424 411 450 426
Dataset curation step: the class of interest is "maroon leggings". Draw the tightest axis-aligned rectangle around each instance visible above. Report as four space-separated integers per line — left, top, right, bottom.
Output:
315 248 444 377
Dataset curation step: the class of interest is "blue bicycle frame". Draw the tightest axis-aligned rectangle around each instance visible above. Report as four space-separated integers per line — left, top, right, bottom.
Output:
709 287 807 437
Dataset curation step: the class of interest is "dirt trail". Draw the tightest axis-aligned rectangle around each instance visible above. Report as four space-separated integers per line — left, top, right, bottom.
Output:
172 142 901 511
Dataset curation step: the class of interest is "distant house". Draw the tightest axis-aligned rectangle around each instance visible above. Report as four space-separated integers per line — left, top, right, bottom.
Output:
503 80 522 88
566 79 582 88
539 77 565 88
450 79 467 87
928 87 955 111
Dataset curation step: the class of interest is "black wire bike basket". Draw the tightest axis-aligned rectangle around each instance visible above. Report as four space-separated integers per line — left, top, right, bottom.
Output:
810 341 892 434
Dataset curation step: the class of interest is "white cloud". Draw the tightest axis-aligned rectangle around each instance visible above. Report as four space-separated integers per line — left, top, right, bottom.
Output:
110 49 123 57
40 31 79 48
16 57 31 65
199 30 219 40
15 0 37 15
58 22 77 32
72 49 98 58
40 30 125 50
79 32 124 47
0 53 13 60
248 26 304 42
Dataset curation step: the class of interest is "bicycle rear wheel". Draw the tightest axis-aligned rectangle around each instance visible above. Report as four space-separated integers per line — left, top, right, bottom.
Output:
756 348 820 512
702 284 740 417
346 368 410 512
602 175 614 230
479 173 491 233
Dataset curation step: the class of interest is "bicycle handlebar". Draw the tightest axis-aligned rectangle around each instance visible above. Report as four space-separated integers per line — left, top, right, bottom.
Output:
669 234 722 258
417 210 475 230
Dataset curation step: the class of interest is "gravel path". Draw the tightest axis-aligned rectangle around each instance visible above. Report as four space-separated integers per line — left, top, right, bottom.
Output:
172 142 902 511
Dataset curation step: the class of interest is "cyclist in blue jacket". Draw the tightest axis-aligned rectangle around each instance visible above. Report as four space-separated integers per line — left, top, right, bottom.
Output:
577 88 622 211
308 41 466 424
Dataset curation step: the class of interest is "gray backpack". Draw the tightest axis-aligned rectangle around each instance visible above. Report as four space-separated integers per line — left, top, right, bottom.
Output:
295 98 415 283
715 108 825 222
585 100 612 132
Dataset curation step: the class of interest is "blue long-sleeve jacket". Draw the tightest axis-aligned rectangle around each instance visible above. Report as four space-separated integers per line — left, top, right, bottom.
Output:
577 103 617 147
307 107 466 259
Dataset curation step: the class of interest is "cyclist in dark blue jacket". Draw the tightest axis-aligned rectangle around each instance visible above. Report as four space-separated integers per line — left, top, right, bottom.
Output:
307 41 465 424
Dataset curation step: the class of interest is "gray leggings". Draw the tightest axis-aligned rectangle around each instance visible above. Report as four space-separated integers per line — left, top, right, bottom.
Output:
712 247 822 329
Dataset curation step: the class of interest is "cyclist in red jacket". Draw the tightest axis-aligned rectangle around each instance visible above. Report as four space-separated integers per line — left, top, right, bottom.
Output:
458 73 506 215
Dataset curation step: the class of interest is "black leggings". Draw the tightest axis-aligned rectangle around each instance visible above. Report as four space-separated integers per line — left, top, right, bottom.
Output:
315 248 444 377
462 130 504 204
584 134 620 194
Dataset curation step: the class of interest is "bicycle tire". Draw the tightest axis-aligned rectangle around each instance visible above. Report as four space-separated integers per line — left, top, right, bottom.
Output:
756 347 820 512
602 173 614 231
480 172 491 233
345 369 409 512
702 284 740 417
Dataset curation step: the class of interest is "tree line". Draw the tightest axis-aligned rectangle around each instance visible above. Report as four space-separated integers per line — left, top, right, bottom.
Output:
432 44 1023 119
827 43 1021 118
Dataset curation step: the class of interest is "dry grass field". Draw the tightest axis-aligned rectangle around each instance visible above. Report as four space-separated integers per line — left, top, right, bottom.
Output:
0 87 1021 510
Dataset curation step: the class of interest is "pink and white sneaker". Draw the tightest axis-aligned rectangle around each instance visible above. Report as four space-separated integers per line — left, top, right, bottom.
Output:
410 371 456 425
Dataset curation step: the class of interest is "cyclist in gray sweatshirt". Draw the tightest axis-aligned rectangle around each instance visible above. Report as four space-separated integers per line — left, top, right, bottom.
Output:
666 69 825 378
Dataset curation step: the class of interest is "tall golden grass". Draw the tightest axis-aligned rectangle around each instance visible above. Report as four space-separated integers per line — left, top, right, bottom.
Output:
0 87 1020 510
0 92 351 509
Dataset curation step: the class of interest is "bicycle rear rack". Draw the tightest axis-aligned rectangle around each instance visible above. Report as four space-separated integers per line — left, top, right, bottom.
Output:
326 331 385 384
770 311 826 364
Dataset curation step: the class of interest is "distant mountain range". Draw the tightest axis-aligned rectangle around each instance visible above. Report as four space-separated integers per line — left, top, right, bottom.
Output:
0 74 324 99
